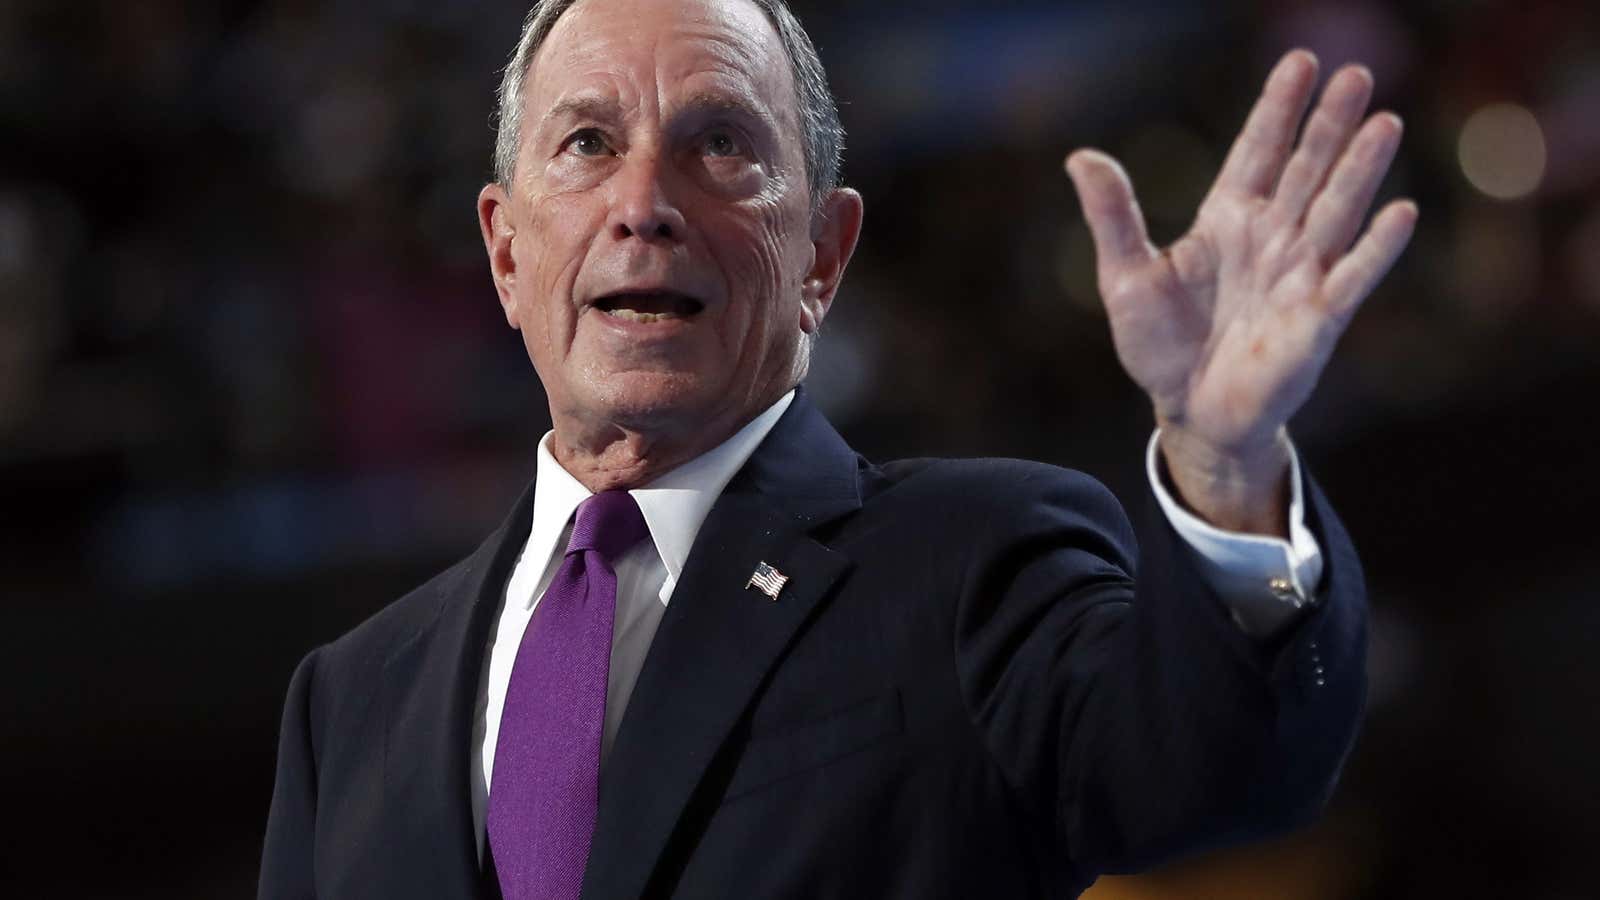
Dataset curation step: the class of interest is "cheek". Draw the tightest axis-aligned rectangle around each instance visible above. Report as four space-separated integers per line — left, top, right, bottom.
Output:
713 206 808 340
516 198 595 333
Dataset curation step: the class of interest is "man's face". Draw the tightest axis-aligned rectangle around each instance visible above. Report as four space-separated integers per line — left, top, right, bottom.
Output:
479 0 857 446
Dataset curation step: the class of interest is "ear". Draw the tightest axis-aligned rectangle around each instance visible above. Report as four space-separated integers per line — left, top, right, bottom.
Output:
799 187 864 334
477 182 522 329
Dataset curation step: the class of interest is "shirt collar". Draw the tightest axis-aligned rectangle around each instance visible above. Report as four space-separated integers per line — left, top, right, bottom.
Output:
520 389 796 610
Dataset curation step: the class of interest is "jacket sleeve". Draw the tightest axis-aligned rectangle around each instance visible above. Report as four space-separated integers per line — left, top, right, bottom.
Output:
952 461 1366 877
259 647 323 900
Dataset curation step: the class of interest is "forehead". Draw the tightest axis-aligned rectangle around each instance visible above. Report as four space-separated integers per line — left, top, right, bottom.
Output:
527 0 797 124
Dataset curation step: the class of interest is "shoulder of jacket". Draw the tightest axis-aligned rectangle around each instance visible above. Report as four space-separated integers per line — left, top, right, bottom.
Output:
870 455 1117 509
319 551 478 666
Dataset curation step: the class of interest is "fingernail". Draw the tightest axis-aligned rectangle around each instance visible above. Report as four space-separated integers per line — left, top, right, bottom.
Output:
1287 48 1319 72
1341 63 1373 84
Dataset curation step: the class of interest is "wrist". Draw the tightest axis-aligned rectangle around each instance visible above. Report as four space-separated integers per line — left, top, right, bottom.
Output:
1156 422 1292 536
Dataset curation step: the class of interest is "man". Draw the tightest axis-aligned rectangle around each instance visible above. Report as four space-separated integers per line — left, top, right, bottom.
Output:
260 0 1415 896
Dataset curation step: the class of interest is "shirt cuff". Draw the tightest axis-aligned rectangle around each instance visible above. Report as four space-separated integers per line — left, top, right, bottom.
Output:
1145 430 1325 637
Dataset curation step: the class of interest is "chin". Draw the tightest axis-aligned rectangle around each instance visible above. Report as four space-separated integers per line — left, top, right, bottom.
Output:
582 370 725 431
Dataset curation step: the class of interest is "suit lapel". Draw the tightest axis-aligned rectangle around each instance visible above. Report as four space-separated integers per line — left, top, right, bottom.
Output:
379 477 538 898
583 392 863 899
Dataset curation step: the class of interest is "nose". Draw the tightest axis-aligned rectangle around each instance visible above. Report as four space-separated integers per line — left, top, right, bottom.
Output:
609 151 687 243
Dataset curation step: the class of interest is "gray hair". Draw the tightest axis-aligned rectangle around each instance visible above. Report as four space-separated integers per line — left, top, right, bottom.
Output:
491 0 844 209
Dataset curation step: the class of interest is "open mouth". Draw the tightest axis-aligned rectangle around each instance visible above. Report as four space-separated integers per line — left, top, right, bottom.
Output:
592 290 705 323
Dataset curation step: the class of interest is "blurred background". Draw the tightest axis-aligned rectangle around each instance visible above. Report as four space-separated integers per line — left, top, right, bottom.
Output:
3 0 1598 896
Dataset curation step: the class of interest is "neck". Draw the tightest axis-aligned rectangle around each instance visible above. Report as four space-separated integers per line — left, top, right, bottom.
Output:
547 391 790 492
549 427 707 492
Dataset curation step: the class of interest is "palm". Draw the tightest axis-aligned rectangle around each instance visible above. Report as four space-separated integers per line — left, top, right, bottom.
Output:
1069 51 1416 455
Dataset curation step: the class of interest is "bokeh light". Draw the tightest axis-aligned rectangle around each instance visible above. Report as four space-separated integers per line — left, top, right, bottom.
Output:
1458 102 1547 200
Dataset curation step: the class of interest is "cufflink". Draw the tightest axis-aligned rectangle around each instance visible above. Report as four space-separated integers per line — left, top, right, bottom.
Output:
1268 577 1308 609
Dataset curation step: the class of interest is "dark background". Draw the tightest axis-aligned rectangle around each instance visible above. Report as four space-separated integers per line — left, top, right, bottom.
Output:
4 0 1598 897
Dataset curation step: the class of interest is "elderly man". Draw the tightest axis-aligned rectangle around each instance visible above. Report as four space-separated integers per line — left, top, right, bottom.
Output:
260 0 1414 896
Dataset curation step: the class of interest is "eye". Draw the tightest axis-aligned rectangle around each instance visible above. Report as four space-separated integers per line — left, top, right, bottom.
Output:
702 129 743 158
566 128 611 157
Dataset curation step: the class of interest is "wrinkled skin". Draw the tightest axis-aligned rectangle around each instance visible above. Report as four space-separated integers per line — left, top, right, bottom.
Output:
477 0 862 491
1067 51 1416 534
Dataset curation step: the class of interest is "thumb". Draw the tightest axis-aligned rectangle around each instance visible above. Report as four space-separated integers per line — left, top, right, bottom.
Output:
1065 149 1154 279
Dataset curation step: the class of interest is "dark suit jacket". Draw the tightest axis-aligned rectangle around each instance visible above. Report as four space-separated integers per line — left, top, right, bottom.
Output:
259 392 1366 899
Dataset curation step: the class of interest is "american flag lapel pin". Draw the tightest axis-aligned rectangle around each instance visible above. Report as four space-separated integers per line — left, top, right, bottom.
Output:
745 561 788 600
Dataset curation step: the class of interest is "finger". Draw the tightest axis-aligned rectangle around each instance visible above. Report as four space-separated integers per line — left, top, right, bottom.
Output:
1303 112 1404 262
1211 49 1320 199
1065 149 1155 279
1270 64 1374 223
1322 199 1418 319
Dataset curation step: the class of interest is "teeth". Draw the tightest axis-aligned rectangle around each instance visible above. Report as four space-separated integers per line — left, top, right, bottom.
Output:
603 308 682 323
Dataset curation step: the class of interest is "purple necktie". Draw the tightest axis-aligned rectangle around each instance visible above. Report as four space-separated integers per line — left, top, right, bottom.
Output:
488 490 649 900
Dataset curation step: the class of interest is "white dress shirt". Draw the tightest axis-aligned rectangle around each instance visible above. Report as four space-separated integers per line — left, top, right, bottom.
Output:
470 389 1322 856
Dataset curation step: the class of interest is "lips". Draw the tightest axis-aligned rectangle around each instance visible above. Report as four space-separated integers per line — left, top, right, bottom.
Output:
591 290 705 323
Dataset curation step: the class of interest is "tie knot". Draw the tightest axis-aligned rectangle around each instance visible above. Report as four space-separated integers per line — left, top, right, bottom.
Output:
567 490 649 561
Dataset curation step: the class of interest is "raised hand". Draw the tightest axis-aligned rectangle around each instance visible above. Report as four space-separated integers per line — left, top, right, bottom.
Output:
1065 50 1416 534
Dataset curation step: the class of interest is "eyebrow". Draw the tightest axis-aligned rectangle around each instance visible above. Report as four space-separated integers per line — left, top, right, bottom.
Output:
536 95 624 134
672 90 779 133
534 89 781 137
